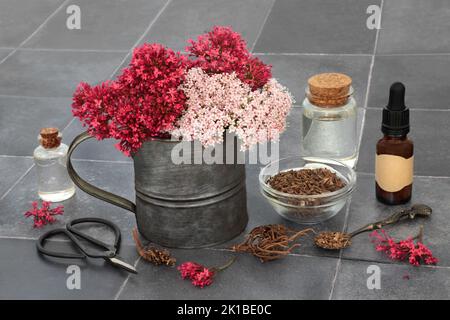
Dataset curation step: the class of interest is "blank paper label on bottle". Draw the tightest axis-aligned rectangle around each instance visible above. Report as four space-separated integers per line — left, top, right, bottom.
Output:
375 154 413 192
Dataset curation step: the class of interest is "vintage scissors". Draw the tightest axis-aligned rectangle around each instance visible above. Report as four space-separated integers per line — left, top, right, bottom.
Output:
37 217 137 274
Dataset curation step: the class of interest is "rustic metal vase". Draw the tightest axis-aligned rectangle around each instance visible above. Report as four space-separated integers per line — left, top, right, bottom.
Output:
67 132 248 248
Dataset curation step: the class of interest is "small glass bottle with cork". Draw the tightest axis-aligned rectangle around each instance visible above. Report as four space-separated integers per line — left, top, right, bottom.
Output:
301 73 358 168
33 128 75 202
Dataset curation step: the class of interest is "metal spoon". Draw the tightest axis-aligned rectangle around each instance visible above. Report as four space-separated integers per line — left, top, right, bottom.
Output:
314 204 432 250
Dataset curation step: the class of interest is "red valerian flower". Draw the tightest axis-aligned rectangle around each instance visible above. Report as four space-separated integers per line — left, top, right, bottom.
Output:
24 201 64 228
178 261 204 280
186 26 272 90
177 257 236 288
72 81 118 141
370 229 438 266
191 267 215 288
243 57 273 91
72 44 188 156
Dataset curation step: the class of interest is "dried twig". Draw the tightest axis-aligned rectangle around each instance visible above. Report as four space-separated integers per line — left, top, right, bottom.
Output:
132 228 176 266
230 224 314 262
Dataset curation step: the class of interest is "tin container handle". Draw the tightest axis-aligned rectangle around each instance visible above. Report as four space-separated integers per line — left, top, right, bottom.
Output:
67 131 136 213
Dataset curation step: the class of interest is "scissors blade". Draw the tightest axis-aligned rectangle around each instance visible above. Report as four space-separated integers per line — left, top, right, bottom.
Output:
107 256 138 274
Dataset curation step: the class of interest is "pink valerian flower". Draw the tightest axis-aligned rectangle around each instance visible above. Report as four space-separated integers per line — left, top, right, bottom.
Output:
172 68 293 150
186 26 272 90
72 44 188 156
177 258 235 288
24 201 64 228
172 68 249 147
230 78 294 149
370 229 438 266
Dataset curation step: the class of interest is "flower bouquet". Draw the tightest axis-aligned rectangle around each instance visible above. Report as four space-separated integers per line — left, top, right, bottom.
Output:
72 26 293 155
68 26 294 248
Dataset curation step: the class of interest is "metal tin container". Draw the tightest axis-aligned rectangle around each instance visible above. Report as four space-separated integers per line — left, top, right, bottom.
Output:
67 132 248 248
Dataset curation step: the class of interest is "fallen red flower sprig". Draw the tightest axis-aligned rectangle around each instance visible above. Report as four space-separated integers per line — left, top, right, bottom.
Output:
370 229 438 266
178 257 236 288
24 201 64 228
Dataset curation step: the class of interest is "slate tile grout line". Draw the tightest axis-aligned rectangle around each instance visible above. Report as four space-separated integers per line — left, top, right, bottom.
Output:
114 257 142 300
0 94 74 99
254 52 373 57
0 0 76 192
0 154 132 164
327 201 351 300
377 52 450 57
0 155 33 159
3 1 173 161
249 0 276 53
328 0 385 301
0 0 71 66
109 0 174 300
337 255 450 270
0 163 34 201
108 0 174 80
60 0 174 139
366 106 450 112
16 47 129 53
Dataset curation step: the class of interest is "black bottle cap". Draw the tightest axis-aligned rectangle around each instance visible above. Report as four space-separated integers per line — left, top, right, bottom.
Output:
382 82 410 136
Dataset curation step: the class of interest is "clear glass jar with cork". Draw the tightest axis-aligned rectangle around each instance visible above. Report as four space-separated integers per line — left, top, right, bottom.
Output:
301 73 358 168
33 127 75 202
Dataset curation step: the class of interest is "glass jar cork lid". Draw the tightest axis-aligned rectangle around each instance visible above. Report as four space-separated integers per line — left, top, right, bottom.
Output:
306 73 353 108
38 127 62 149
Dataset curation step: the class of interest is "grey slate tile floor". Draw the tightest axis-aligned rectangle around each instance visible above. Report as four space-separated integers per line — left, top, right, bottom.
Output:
0 0 449 300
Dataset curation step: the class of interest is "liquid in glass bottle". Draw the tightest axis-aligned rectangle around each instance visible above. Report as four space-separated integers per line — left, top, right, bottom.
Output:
34 128 75 202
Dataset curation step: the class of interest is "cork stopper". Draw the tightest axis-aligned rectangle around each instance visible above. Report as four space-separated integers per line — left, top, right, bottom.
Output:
39 127 61 149
307 73 352 107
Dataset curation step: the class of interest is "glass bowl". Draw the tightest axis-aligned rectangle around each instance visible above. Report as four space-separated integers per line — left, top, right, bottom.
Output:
259 156 356 224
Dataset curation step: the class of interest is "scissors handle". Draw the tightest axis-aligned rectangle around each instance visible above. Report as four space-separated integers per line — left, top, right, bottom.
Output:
37 229 86 259
66 217 121 256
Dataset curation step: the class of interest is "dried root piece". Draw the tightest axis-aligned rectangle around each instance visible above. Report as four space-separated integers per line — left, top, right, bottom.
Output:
132 228 176 266
230 224 314 262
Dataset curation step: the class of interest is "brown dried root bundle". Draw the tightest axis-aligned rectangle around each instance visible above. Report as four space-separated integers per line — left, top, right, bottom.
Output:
132 228 176 266
231 224 314 262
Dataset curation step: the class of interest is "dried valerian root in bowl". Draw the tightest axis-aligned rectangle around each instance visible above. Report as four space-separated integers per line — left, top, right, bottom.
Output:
132 228 176 266
266 168 347 207
268 168 345 193
230 224 314 262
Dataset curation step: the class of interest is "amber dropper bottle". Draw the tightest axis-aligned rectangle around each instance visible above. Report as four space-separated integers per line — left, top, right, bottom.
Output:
375 82 413 205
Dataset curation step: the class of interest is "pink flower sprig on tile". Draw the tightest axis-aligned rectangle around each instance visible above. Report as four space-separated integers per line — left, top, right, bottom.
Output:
186 26 272 90
178 257 236 288
24 201 64 228
72 44 188 156
370 229 438 266
172 68 293 149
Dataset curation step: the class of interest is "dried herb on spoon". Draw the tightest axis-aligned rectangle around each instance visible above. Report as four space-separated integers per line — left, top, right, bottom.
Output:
314 204 432 250
231 224 314 262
